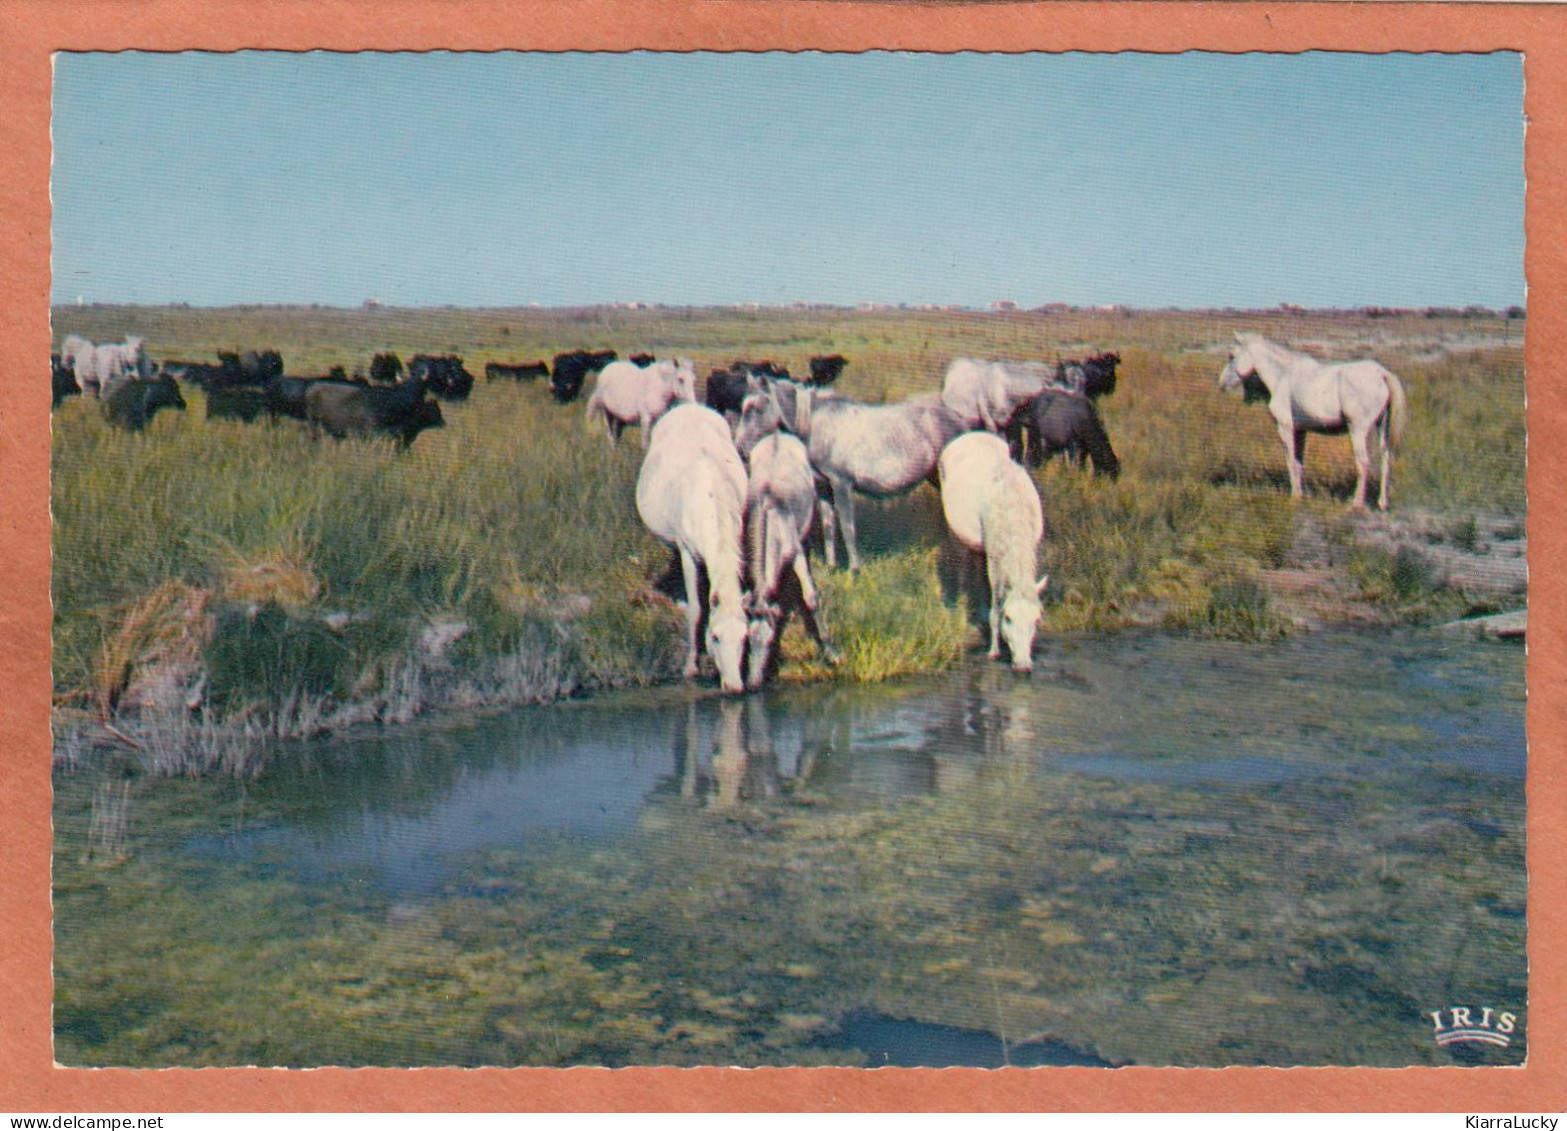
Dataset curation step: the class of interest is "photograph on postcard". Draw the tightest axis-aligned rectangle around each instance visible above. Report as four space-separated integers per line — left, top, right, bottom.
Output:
48 49 1526 1068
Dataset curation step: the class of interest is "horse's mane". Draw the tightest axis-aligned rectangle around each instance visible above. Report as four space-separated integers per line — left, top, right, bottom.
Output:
1236 332 1300 366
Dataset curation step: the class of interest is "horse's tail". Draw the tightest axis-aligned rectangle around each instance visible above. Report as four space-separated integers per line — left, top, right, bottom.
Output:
583 382 605 430
1382 368 1409 450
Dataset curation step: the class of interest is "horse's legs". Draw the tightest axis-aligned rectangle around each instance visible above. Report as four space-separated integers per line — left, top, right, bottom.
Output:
679 547 704 680
1348 426 1373 511
1378 418 1393 511
1004 415 1026 464
985 554 1003 661
830 473 862 573
1278 421 1305 498
791 554 838 663
816 488 839 570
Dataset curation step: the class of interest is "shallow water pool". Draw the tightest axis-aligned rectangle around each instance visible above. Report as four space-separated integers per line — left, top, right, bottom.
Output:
54 627 1526 1067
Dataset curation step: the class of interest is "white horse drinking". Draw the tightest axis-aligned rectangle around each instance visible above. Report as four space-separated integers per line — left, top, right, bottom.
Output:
586 357 698 444
1218 332 1408 511
60 334 153 398
938 431 1047 673
736 427 836 690
737 379 967 573
635 403 750 693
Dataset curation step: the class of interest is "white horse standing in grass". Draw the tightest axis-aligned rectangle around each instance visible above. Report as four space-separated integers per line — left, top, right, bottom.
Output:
586 357 697 444
736 425 836 690
938 432 1048 673
941 357 1057 434
1218 332 1408 511
60 334 152 398
636 403 750 694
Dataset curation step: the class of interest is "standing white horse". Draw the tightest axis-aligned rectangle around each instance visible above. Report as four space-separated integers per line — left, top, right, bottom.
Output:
941 358 1056 434
736 426 836 690
60 334 153 398
737 379 967 573
938 432 1048 673
585 357 697 444
636 403 750 693
1218 332 1408 511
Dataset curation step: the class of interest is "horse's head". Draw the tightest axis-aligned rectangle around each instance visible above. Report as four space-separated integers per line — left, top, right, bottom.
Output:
1083 353 1119 398
734 386 784 459
744 598 780 691
669 358 698 403
125 337 156 377
706 592 749 695
1000 578 1047 674
1220 337 1275 404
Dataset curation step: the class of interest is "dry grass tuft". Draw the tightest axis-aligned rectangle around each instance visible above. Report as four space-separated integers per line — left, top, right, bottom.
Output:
214 535 322 613
93 581 212 719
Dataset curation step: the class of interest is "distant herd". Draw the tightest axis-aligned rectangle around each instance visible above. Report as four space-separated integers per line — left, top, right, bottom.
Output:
52 329 1409 686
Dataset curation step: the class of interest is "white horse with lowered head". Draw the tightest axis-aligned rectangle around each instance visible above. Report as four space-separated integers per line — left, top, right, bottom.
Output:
585 357 697 444
635 403 750 694
938 431 1048 673
1219 332 1408 511
736 425 837 690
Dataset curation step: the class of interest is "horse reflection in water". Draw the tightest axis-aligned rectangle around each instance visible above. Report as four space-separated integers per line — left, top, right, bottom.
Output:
674 699 785 809
662 671 1048 813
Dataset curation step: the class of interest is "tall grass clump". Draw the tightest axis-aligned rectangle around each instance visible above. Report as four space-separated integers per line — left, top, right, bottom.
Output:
808 549 972 682
1385 348 1525 515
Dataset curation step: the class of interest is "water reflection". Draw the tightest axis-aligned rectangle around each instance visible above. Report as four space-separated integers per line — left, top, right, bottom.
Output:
60 627 1527 1068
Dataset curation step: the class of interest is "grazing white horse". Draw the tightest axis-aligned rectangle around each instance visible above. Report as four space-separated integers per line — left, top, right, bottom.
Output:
60 334 152 398
941 357 1056 434
1219 332 1408 511
938 432 1048 673
636 403 750 693
585 357 697 444
737 379 967 573
737 428 836 690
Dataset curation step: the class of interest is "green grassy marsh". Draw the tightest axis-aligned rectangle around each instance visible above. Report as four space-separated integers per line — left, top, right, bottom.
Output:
50 304 1526 769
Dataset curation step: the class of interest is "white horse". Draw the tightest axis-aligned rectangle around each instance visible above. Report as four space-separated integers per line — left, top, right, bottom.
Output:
737 428 836 690
938 431 1048 673
585 357 697 444
941 358 1059 435
60 334 152 398
1219 332 1408 511
636 403 750 693
737 379 968 573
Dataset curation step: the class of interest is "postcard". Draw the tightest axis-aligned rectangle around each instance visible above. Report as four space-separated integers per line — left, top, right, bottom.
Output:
3 0 1561 1114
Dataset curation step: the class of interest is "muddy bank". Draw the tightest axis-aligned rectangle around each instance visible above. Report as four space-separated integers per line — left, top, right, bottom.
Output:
1258 507 1525 631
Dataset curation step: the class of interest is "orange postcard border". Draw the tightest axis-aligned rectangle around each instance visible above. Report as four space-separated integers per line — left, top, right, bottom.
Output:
1 0 1561 1113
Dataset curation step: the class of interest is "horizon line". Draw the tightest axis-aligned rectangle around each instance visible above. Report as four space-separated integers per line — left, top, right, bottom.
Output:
48 300 1528 316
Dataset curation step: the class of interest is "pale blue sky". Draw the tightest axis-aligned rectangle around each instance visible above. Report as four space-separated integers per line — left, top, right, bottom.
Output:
51 50 1524 309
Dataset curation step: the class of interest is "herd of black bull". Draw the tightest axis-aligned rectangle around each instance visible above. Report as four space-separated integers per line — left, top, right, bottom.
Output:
50 343 1123 475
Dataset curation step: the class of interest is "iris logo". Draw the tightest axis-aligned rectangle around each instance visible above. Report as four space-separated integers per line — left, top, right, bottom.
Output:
1430 1006 1519 1047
